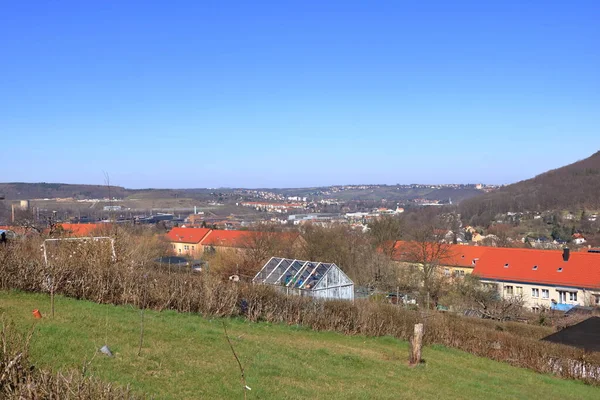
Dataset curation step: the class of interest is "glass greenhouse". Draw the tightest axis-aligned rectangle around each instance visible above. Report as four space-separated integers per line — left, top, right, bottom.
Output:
253 257 354 300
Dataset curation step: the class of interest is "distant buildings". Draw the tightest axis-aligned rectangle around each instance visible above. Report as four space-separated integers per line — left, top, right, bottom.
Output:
238 202 306 213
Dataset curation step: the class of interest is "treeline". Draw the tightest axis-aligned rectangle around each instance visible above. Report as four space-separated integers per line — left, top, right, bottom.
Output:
0 182 129 200
460 151 600 226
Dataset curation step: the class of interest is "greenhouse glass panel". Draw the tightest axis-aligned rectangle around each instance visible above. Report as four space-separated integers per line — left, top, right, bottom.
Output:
264 258 292 284
253 257 354 301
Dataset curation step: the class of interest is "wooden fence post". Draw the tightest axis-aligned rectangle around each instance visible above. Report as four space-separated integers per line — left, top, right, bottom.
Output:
409 323 424 365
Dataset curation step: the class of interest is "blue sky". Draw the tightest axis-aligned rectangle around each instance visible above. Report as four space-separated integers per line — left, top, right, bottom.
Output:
1 1 598 188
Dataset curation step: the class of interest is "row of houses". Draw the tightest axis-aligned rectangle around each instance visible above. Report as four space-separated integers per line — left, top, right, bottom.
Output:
167 227 303 258
5 222 600 312
237 202 306 213
391 241 600 311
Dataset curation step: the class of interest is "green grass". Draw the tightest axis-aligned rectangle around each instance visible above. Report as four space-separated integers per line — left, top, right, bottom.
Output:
1 290 598 399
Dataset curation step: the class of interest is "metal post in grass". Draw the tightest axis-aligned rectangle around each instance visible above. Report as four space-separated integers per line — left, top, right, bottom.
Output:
223 322 250 399
409 323 424 366
138 264 147 357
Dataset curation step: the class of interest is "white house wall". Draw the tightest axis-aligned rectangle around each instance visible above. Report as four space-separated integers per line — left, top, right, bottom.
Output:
482 279 600 310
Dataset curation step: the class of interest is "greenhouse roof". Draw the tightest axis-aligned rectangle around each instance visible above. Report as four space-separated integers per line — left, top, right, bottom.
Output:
253 257 352 290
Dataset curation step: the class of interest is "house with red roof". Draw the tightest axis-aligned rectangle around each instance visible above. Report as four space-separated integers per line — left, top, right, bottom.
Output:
391 240 488 277
165 227 303 258
200 229 303 255
391 241 600 311
472 247 600 312
58 223 109 237
166 227 211 257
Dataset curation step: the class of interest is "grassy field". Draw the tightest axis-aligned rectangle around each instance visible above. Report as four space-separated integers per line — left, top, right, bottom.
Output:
1 290 598 399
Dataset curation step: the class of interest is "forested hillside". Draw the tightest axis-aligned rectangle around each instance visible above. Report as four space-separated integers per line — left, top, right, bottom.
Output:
460 151 600 225
0 182 127 200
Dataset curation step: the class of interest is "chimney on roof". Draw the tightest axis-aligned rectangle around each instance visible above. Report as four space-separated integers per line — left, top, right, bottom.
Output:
562 248 570 262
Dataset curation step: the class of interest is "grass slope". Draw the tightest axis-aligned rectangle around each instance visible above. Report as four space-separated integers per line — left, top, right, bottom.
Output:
1 291 598 399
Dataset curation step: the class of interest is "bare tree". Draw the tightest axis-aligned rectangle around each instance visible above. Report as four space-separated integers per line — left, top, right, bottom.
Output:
400 225 453 308
453 275 525 321
368 215 405 257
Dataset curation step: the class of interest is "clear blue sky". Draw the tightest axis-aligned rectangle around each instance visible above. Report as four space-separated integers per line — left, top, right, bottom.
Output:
1 1 598 189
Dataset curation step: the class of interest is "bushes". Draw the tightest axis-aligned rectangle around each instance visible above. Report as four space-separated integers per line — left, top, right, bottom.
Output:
1 236 600 384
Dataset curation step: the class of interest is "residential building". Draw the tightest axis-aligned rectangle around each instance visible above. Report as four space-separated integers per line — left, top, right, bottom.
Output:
166 227 211 257
390 241 600 311
200 229 303 255
391 241 489 277
472 247 600 311
165 227 304 258
58 223 107 237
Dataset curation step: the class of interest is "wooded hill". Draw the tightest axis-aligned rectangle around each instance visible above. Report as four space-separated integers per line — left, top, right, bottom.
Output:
0 182 128 200
460 151 600 225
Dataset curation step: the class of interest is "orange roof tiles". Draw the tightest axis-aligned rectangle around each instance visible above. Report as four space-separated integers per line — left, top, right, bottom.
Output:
392 240 600 290
392 241 488 268
166 227 211 244
201 230 301 248
59 223 106 237
201 230 257 248
472 247 600 290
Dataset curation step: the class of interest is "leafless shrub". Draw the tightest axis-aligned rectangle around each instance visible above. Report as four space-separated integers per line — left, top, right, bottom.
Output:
1 232 600 384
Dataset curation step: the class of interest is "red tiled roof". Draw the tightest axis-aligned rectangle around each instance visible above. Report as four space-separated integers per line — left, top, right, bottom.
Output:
59 223 106 237
472 247 600 290
392 241 488 268
166 227 211 244
201 230 300 248
392 240 600 289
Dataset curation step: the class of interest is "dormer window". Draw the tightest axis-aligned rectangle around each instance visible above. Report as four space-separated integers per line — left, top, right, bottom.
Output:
532 265 538 270
504 263 509 268
557 267 563 272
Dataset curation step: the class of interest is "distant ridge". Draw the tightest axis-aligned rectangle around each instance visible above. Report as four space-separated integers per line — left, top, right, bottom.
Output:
0 182 127 200
460 151 600 225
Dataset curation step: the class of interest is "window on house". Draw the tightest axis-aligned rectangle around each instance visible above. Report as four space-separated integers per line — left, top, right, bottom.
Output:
541 289 549 299
558 291 567 303
178 249 182 254
531 288 539 298
557 267 563 272
532 265 538 270
569 292 578 302
172 244 176 249
459 270 465 277
504 285 514 295
595 296 600 305
191 246 195 251
516 286 523 295
532 306 540 313
444 268 450 276
184 245 189 250
504 263 509 268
